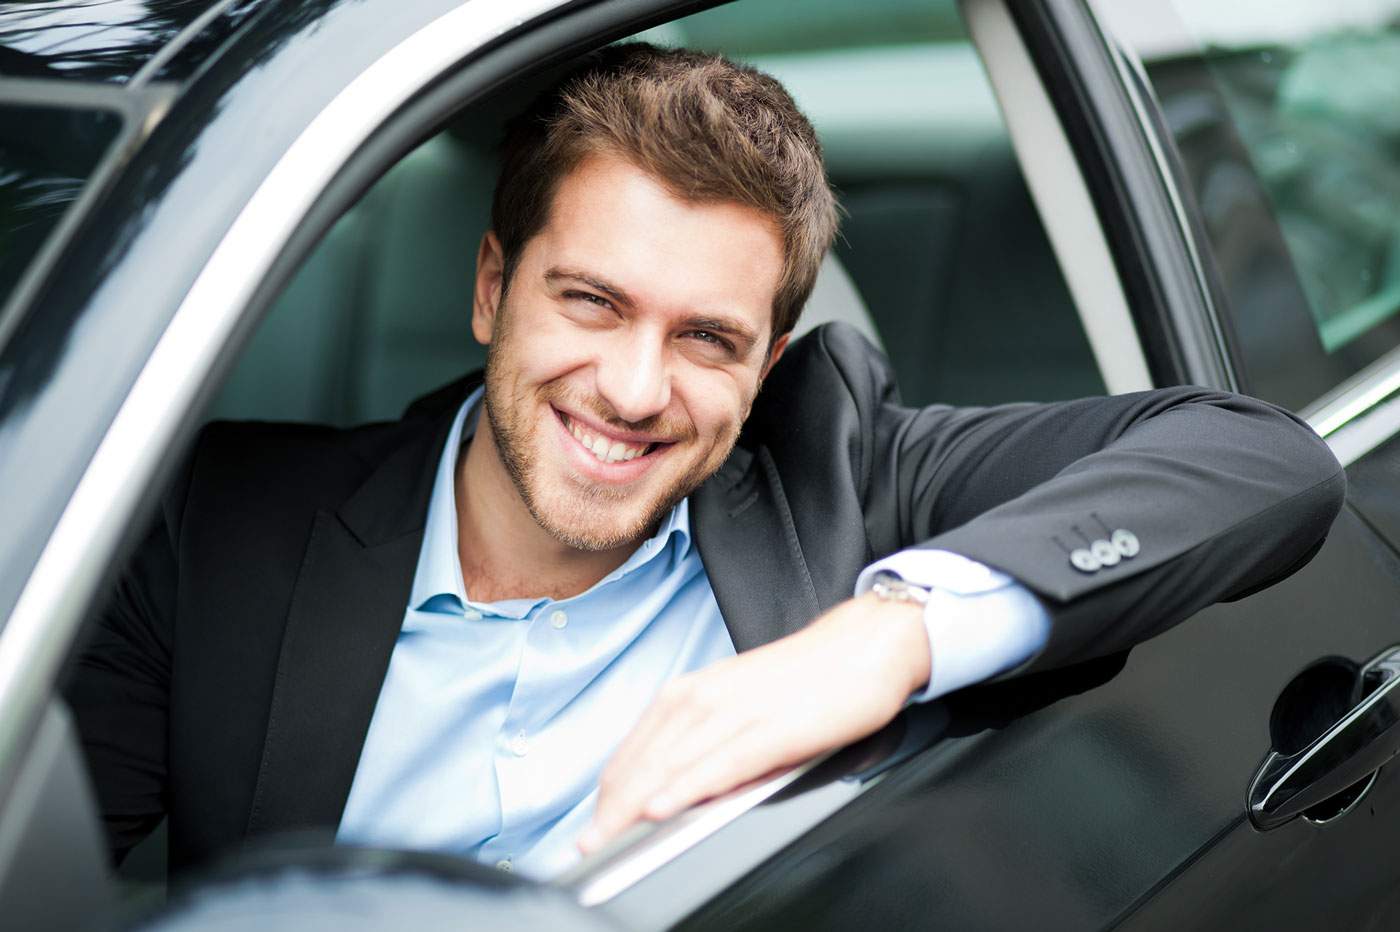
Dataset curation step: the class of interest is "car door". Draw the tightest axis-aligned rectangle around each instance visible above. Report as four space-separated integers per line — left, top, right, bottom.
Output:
1081 1 1400 927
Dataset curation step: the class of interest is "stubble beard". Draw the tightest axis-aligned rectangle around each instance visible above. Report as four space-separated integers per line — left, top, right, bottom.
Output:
481 300 741 552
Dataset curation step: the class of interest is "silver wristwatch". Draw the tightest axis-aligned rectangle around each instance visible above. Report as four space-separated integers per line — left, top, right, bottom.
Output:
869 570 935 606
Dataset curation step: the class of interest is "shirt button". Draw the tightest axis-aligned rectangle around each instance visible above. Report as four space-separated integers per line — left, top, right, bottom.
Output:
511 735 529 757
496 859 513 872
550 610 568 629
463 608 482 621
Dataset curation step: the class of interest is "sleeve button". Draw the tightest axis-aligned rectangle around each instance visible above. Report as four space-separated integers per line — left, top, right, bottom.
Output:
1091 539 1120 567
1070 548 1101 573
1112 529 1140 558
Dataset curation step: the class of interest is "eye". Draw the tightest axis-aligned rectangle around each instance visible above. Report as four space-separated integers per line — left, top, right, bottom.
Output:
564 291 616 312
687 330 735 353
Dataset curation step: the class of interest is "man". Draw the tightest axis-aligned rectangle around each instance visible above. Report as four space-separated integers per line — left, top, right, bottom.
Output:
67 44 1345 880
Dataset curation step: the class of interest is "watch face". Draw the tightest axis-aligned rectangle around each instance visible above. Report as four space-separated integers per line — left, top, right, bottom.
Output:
873 572 930 605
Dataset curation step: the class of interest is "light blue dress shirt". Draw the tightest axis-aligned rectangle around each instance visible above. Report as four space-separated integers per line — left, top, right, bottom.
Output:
338 390 1048 877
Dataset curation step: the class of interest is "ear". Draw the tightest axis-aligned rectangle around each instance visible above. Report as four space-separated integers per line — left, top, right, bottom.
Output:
472 230 506 345
759 332 791 382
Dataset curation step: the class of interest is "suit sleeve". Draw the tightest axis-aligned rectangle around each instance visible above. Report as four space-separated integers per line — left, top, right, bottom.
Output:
63 442 196 865
815 325 1347 675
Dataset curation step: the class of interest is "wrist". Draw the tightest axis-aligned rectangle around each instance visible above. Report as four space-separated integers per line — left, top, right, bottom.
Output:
855 589 932 697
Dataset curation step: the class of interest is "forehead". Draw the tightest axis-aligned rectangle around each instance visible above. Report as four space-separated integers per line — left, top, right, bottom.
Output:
528 156 785 330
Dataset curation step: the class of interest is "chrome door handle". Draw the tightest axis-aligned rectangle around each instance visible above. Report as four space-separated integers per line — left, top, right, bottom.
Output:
1249 646 1400 829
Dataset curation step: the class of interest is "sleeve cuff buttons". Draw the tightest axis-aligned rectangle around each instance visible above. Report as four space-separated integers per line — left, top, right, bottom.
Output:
1070 529 1140 574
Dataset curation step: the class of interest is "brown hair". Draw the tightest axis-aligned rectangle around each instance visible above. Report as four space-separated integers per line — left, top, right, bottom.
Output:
491 43 838 339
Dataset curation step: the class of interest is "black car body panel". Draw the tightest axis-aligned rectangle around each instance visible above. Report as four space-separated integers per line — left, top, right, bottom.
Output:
0 0 238 84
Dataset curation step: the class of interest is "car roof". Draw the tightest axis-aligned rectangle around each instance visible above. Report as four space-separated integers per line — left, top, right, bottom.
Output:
0 0 276 85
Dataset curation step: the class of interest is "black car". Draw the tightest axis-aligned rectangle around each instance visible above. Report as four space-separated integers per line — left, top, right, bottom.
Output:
3 0 1400 928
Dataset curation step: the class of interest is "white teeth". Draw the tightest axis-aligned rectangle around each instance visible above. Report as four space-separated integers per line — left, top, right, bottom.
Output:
566 414 649 464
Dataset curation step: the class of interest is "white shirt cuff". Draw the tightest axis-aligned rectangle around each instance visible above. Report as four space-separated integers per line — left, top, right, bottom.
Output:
855 549 1050 702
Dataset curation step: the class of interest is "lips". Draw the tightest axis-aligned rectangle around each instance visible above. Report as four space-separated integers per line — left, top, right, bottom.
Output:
556 409 663 464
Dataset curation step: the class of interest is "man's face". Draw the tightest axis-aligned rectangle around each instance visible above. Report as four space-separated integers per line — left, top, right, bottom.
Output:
471 155 789 551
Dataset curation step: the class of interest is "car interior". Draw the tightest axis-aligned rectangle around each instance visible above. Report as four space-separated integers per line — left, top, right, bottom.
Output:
206 2 1103 431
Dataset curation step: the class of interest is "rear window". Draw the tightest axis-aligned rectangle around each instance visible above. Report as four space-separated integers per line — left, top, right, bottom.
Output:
1102 1 1400 410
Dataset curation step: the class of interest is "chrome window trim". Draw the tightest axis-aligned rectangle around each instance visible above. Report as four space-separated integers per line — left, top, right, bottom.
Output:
1084 0 1239 393
0 0 569 805
961 0 1153 396
1322 394 1400 468
1297 344 1400 467
562 751 838 908
1304 344 1400 438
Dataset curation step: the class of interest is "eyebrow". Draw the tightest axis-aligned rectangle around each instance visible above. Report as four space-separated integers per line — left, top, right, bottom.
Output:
544 268 637 310
544 267 761 352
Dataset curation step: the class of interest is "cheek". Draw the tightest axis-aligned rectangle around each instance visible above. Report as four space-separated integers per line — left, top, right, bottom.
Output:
499 314 596 389
681 372 756 443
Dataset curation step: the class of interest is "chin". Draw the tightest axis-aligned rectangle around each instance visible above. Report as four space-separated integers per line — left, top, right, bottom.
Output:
525 482 682 552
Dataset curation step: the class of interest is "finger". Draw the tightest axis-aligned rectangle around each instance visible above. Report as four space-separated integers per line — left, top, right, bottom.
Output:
602 679 695 783
585 681 761 850
590 657 841 847
637 717 816 822
583 691 713 849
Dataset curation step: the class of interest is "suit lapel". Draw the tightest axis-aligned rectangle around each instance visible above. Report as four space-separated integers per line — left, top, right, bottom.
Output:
692 328 879 649
245 401 460 839
692 444 823 652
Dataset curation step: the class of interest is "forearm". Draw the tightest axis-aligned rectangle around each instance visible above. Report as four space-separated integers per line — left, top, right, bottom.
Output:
886 388 1345 675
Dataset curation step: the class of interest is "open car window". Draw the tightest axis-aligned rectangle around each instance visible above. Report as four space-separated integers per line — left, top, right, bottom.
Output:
123 0 1118 911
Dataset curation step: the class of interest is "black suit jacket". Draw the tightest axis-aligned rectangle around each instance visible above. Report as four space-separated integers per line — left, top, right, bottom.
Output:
66 324 1346 874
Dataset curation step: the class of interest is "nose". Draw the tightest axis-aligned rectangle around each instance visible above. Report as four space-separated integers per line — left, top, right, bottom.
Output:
594 328 671 424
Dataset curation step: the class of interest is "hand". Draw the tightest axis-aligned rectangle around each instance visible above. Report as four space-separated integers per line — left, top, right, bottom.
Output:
577 590 931 854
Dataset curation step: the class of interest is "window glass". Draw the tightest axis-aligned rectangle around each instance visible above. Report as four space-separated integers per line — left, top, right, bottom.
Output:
0 103 121 314
1103 0 1400 410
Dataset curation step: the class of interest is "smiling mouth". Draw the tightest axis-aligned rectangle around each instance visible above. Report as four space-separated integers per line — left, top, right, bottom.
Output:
557 410 663 464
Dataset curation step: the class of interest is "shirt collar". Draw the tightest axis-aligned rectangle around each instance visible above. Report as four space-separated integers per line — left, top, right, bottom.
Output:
407 387 480 615
406 390 693 623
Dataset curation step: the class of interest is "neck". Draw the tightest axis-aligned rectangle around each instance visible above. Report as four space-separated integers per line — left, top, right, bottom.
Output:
455 418 641 603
